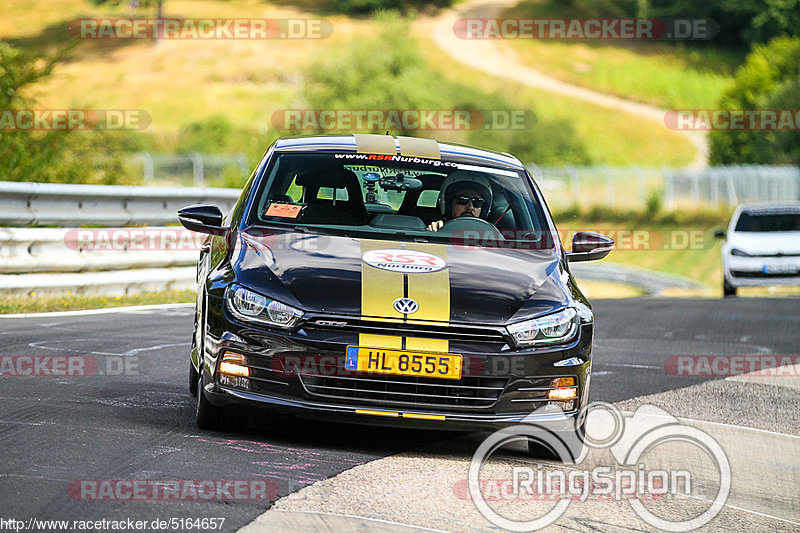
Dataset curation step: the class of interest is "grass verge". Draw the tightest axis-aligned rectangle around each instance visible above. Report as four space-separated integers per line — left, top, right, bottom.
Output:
414 34 696 166
0 289 195 314
501 0 741 110
560 217 800 298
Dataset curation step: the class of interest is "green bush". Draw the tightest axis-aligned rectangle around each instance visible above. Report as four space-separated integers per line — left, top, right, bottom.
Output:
513 0 799 49
329 0 452 14
709 36 800 164
0 42 149 183
173 115 277 178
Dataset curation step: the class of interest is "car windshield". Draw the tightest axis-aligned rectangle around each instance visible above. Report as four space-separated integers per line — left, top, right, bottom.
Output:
248 152 552 247
734 211 800 232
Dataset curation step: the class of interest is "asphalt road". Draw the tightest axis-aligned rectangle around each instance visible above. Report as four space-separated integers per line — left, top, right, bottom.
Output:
1 298 797 531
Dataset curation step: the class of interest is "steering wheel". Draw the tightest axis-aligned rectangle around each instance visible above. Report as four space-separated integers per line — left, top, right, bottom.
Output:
439 216 503 239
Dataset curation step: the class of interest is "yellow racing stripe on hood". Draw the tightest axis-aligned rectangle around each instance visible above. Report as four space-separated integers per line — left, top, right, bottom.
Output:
360 240 404 349
359 241 452 353
405 243 450 352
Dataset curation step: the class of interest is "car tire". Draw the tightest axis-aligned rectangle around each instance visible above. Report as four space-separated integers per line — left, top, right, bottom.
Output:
196 372 226 430
526 427 585 464
723 279 737 297
189 290 204 396
189 360 198 396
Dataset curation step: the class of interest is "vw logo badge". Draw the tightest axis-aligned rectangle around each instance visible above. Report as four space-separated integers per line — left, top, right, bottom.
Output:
393 297 419 315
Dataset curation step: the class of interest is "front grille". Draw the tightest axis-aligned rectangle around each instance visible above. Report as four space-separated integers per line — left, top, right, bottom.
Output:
304 317 508 345
739 253 800 258
731 270 800 278
300 373 508 409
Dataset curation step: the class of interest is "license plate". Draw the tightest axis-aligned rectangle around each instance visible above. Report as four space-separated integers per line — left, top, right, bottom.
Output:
763 264 799 274
345 346 462 380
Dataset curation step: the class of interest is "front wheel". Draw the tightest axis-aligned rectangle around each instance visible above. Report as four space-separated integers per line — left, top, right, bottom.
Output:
196 372 226 430
723 278 737 297
527 426 585 463
188 360 198 396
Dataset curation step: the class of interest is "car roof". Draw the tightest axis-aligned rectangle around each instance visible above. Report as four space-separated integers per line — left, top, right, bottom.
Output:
272 134 526 171
735 202 800 216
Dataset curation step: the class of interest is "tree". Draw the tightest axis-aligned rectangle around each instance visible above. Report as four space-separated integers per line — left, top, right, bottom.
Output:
0 43 71 180
0 42 146 183
88 0 164 17
709 36 800 164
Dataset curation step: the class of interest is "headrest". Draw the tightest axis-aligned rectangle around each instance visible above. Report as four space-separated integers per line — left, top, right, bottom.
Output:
295 168 359 189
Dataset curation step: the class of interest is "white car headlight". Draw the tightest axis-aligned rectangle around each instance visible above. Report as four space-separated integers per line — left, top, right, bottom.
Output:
506 308 579 347
226 284 303 328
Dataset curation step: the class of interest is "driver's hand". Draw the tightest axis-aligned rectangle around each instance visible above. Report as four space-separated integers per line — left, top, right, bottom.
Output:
426 220 444 232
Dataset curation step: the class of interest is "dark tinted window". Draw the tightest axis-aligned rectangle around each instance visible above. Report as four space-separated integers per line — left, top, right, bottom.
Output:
735 212 800 232
247 152 553 248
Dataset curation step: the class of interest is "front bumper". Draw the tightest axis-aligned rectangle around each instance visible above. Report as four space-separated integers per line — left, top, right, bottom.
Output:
723 254 800 287
197 299 593 431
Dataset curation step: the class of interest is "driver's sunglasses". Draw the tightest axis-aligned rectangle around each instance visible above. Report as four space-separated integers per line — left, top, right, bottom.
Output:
454 195 485 208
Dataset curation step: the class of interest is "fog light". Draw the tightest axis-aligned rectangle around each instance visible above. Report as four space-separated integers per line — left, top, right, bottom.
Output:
545 400 576 412
219 374 250 389
548 387 578 401
551 377 575 388
220 352 249 377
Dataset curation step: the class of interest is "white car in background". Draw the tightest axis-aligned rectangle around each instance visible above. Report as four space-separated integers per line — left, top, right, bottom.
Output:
718 203 800 296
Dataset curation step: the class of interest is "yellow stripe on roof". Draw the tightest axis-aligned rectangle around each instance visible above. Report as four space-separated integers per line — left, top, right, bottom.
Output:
354 133 396 155
397 136 440 159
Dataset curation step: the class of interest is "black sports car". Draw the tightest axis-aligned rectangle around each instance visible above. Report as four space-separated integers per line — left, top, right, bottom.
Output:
179 134 613 450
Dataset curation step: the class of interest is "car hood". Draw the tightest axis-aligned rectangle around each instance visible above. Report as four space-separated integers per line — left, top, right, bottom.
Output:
728 231 800 255
232 230 570 325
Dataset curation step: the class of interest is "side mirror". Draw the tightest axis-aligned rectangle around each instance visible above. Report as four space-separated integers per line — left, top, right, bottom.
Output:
178 204 227 235
566 231 614 262
713 229 726 239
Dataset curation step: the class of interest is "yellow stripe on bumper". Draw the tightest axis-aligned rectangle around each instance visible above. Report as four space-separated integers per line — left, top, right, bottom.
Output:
402 413 446 421
355 409 398 418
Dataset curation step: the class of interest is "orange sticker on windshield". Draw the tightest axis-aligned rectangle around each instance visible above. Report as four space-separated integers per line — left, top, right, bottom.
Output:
265 203 302 218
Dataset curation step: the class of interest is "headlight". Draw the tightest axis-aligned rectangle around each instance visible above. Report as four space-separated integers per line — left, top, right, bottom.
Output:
225 284 303 328
506 308 579 347
730 248 751 257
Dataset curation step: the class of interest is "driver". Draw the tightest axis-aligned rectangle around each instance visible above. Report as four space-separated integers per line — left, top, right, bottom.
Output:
426 171 493 232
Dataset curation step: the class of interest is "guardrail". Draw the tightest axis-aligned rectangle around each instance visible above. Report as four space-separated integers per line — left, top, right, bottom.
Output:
0 181 241 296
526 164 800 209
0 181 241 226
